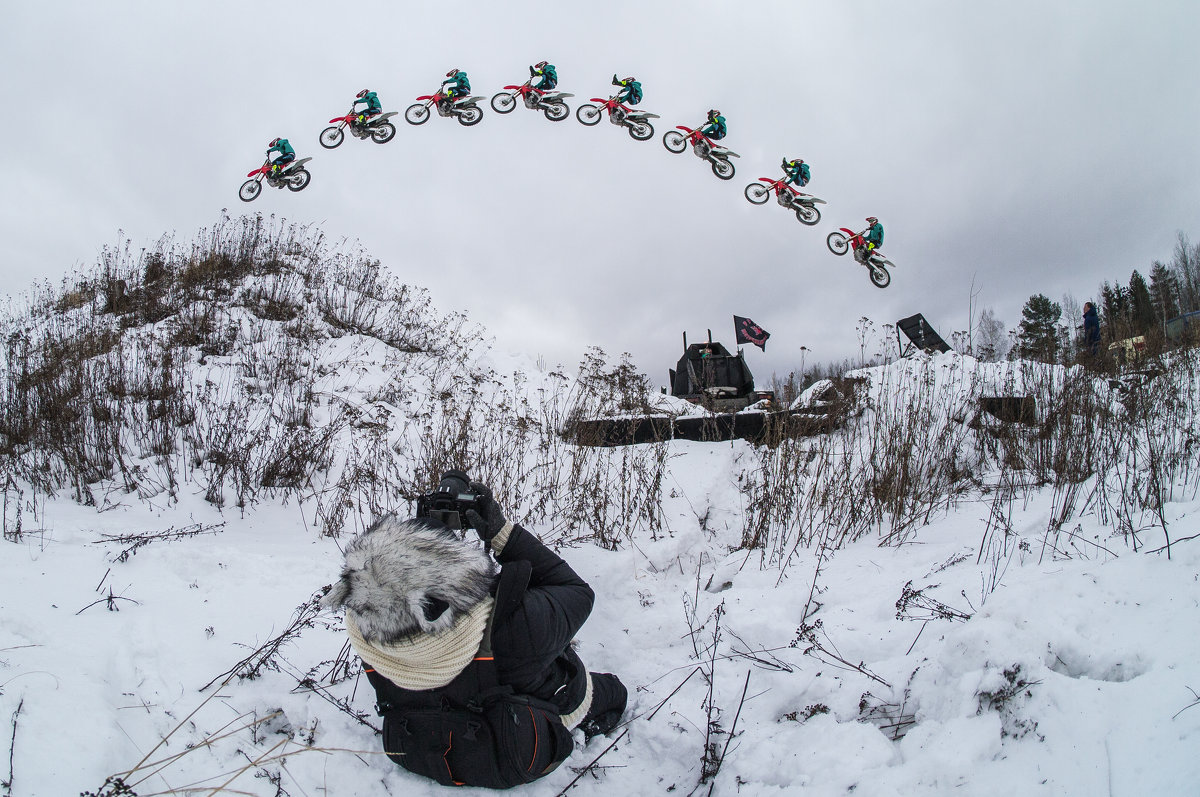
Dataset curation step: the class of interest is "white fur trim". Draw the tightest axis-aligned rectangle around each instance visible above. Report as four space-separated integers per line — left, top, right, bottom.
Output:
347 598 493 690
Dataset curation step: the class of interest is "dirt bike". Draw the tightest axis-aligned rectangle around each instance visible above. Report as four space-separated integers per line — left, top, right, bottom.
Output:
319 108 398 148
490 81 573 121
662 126 739 180
404 90 485 127
575 95 659 140
744 177 826 226
826 228 895 289
239 158 312 202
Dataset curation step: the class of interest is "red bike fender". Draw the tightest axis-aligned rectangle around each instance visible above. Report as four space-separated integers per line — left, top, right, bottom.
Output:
247 168 264 177
416 95 435 101
588 97 607 103
503 85 523 90
330 117 346 123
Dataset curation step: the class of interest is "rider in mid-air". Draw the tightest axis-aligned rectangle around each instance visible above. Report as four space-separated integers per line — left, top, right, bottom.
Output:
530 60 557 91
858 216 884 262
701 109 727 141
267 137 295 175
782 157 810 188
442 68 470 101
612 75 643 105
353 89 382 124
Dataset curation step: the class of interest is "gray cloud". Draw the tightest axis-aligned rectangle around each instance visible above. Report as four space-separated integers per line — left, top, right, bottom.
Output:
2 0 1197 385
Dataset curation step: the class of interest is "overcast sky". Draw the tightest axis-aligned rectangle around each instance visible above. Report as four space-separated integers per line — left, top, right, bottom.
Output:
2 0 1197 384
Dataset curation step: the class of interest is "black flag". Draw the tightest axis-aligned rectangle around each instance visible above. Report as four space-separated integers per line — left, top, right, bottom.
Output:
734 316 770 351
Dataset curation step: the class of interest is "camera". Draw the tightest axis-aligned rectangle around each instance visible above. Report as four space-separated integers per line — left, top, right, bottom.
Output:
415 470 485 531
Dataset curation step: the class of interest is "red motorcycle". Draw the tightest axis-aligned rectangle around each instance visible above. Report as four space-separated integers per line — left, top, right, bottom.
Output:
238 157 312 202
662 126 739 180
319 108 398 148
826 227 895 289
404 89 485 126
490 81 573 121
744 177 826 226
575 95 658 140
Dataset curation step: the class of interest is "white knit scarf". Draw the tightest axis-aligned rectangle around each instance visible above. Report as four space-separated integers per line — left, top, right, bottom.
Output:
346 599 494 691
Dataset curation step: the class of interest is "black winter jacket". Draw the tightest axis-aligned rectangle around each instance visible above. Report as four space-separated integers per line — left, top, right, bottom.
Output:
369 524 595 718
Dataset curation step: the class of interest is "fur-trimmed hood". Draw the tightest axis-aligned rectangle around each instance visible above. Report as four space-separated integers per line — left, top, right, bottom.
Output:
322 515 497 645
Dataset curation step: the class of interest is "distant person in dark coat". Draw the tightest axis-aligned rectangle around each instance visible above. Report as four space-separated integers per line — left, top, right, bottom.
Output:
1083 301 1101 357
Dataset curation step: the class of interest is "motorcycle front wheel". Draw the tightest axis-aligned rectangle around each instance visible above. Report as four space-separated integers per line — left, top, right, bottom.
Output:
238 179 261 202
663 130 687 153
286 168 311 192
628 120 654 140
404 104 430 125
543 102 569 122
371 122 397 143
869 265 892 289
576 104 601 125
796 205 821 226
744 183 770 204
319 126 344 149
711 159 735 180
826 232 849 255
457 106 483 126
491 92 517 113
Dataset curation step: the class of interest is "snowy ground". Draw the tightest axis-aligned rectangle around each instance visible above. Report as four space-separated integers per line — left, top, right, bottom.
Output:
3 424 1199 796
2 289 1199 797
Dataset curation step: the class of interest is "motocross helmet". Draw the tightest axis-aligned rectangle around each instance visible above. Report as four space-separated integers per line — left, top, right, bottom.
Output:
446 68 459 78
866 216 878 225
357 89 369 98
708 109 720 120
269 137 280 147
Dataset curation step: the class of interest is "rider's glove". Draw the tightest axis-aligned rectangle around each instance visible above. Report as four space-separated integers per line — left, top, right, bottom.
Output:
464 482 508 544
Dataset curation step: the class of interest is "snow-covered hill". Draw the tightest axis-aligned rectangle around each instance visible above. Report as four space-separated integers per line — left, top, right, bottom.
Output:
1 219 1198 796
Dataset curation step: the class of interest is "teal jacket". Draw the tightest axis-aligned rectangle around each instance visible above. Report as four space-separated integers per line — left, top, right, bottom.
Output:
866 222 884 248
701 114 727 140
443 71 470 93
267 138 294 157
784 160 810 187
354 91 382 113
615 78 642 105
532 63 557 90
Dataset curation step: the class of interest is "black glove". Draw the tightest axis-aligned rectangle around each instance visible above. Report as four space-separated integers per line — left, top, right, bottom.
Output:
465 482 507 543
530 65 537 77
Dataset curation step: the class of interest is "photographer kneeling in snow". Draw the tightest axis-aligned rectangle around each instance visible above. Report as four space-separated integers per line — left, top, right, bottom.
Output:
322 471 627 789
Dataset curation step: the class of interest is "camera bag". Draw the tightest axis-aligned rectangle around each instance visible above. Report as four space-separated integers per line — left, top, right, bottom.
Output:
364 603 575 789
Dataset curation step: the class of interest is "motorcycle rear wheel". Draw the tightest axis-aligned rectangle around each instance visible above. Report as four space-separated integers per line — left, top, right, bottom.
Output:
457 107 483 126
711 159 735 180
744 183 770 204
576 104 601 125
663 130 686 153
869 265 891 289
404 104 430 125
286 168 311 192
543 102 569 121
371 122 396 143
826 232 849 255
796 205 821 226
319 126 344 149
628 120 654 140
238 179 261 202
491 92 517 113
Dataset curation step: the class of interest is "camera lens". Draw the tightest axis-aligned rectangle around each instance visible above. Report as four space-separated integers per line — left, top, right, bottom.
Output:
438 470 470 497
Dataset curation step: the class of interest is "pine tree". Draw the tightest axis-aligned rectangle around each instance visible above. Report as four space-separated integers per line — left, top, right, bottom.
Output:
1150 260 1181 323
1016 293 1062 362
1128 270 1155 336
